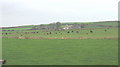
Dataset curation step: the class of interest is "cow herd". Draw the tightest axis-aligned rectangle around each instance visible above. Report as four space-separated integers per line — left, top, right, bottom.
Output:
1 29 108 36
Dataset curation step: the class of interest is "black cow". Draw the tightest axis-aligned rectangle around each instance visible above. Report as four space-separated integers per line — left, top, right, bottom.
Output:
5 33 7 35
104 30 107 32
49 32 52 34
67 31 70 33
90 30 93 33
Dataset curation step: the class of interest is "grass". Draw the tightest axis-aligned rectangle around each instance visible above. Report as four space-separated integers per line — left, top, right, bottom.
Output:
2 21 118 65
2 28 118 38
90 21 118 26
2 38 118 65
2 27 32 31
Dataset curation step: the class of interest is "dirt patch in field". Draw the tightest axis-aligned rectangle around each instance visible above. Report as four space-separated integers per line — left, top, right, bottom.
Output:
2 36 119 39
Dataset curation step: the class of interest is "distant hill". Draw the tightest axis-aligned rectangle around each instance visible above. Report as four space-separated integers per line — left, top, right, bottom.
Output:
1 21 118 31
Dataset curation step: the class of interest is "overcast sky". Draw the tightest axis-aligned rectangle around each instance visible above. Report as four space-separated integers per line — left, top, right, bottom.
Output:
0 0 119 27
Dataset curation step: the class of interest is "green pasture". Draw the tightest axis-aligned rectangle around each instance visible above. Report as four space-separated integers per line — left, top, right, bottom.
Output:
2 21 118 65
2 28 118 38
90 21 118 26
2 27 32 31
62 21 118 26
2 38 118 65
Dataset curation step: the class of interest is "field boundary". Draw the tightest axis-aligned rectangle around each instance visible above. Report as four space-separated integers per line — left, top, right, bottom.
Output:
1 36 119 39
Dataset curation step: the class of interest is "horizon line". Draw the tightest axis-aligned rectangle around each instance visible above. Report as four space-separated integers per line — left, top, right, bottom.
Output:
1 20 118 28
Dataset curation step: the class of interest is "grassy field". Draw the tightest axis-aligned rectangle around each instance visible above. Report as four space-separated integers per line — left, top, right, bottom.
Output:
2 21 118 65
2 28 32 30
2 28 118 38
63 21 118 26
2 38 118 65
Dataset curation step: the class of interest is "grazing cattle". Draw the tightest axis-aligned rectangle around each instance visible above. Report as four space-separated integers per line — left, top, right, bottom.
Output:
5 33 7 35
104 30 107 32
71 31 74 32
31 32 35 34
90 30 93 33
36 32 39 33
49 32 52 34
67 31 70 33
